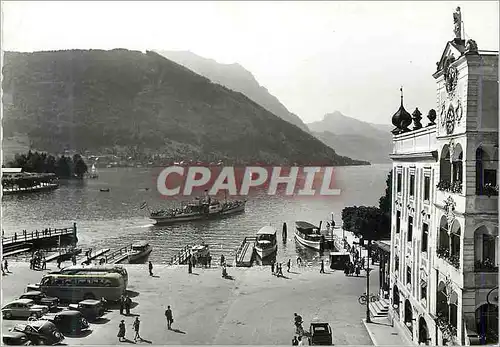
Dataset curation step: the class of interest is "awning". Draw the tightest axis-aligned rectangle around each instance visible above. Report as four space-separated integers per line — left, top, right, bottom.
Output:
373 240 391 253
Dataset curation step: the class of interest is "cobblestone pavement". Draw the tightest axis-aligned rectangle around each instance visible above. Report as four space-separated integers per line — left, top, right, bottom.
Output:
2 261 380 345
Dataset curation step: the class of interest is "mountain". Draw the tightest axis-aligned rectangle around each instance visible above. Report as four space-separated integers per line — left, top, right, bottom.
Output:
156 50 309 132
308 111 393 163
2 49 368 166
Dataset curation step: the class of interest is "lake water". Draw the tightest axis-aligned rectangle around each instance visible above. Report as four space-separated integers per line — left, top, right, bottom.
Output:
2 164 391 264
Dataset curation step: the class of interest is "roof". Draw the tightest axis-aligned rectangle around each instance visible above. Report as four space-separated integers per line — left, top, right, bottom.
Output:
295 221 318 230
11 299 34 304
2 168 22 173
257 226 277 235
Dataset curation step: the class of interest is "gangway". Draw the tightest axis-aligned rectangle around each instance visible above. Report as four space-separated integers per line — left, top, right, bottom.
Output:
234 236 256 267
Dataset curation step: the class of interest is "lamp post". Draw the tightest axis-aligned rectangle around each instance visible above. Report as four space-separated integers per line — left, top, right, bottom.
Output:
365 239 372 323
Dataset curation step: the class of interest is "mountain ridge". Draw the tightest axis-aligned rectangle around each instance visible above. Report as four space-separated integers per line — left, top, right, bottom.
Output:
2 49 368 166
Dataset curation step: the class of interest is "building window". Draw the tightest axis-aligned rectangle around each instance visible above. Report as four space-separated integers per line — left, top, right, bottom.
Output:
422 223 429 253
421 282 427 301
406 266 411 285
397 173 402 193
476 148 498 196
407 216 413 242
395 255 399 272
424 176 430 201
396 211 401 234
409 174 415 197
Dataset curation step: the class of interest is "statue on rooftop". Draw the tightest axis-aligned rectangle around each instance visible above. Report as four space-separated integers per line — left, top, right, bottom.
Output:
453 7 462 39
465 39 478 53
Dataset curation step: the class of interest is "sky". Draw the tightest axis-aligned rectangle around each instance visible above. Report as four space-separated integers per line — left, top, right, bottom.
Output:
1 1 499 125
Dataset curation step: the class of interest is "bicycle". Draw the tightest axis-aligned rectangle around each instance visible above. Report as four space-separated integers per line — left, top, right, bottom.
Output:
358 293 378 305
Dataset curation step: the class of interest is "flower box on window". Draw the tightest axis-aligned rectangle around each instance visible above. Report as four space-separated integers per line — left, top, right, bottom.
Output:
483 184 499 197
474 259 499 272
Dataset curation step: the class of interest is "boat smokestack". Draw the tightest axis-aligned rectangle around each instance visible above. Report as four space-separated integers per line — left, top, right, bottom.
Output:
318 221 323 231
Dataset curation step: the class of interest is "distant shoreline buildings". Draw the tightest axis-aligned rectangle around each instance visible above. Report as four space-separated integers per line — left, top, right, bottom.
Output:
388 8 498 346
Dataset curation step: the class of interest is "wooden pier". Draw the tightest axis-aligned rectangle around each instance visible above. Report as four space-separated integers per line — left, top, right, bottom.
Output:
235 236 256 267
170 245 192 265
104 245 134 264
80 249 110 265
2 223 78 254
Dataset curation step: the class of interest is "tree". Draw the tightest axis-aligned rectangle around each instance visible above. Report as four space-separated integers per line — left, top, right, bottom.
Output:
378 171 392 215
73 154 88 179
341 206 390 241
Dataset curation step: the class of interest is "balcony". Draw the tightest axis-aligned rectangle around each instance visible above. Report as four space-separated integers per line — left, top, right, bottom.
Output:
436 247 460 269
437 180 462 194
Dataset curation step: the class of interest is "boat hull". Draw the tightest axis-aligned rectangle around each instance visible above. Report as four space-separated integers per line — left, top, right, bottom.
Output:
294 232 321 251
128 248 152 264
254 244 277 259
151 202 245 225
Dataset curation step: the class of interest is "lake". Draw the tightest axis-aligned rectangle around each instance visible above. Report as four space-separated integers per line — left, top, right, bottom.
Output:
2 164 391 264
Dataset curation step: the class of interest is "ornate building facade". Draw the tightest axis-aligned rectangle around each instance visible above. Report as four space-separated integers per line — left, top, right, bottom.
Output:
388 11 498 346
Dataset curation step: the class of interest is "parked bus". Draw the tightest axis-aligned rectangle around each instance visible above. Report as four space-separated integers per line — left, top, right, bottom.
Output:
39 273 126 303
329 251 351 270
55 265 128 287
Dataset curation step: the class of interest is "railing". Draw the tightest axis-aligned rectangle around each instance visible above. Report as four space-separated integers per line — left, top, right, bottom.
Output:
234 237 257 263
104 244 133 263
2 227 74 245
170 245 192 265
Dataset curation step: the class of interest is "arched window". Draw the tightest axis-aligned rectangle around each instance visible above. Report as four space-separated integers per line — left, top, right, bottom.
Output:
439 146 452 189
439 216 449 251
451 144 463 193
474 225 499 272
476 147 498 196
450 220 461 260
437 216 460 269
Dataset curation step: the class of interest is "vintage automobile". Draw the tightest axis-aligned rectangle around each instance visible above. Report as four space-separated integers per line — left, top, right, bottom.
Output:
41 310 89 335
25 284 40 292
68 299 105 321
2 299 49 319
2 331 32 345
19 291 60 312
308 322 333 345
12 321 64 345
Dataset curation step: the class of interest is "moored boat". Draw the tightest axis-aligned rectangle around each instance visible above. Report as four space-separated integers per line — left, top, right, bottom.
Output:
294 221 324 251
254 226 277 259
190 244 210 266
127 242 152 263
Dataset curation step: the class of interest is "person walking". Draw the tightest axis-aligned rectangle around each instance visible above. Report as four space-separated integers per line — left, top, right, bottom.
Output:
117 320 126 342
188 259 193 274
287 259 291 272
125 296 132 315
208 255 212 267
4 259 8 273
133 317 141 342
271 260 275 275
149 261 153 276
119 295 125 315
296 256 302 267
165 306 174 330
57 257 62 269
42 257 47 270
320 260 325 274
220 254 225 267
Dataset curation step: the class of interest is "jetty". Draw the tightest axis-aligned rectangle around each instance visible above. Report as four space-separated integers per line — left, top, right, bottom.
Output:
235 236 257 267
170 245 192 265
80 248 110 265
104 244 134 264
2 223 78 254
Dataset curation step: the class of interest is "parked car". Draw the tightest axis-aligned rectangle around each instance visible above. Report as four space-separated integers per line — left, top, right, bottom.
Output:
19 291 59 312
41 311 89 335
25 284 40 292
2 299 49 319
68 299 105 321
2 331 32 345
309 322 333 345
12 321 64 345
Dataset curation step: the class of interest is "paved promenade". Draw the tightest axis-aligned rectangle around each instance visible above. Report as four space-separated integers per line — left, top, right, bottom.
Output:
3 261 379 345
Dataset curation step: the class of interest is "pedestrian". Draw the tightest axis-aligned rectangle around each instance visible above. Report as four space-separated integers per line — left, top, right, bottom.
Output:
149 261 153 276
188 259 192 274
297 256 302 267
72 255 77 265
298 336 304 346
4 258 9 273
292 336 299 345
278 263 284 277
57 258 62 269
42 257 47 270
133 317 141 342
208 255 212 267
117 320 126 342
165 305 173 330
14 232 17 241
220 254 225 267
355 264 360 277
287 259 291 272
119 295 125 315
320 260 325 274
271 260 275 274
125 295 132 315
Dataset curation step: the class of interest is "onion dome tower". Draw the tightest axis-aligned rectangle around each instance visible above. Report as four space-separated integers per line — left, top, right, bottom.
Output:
391 87 412 134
